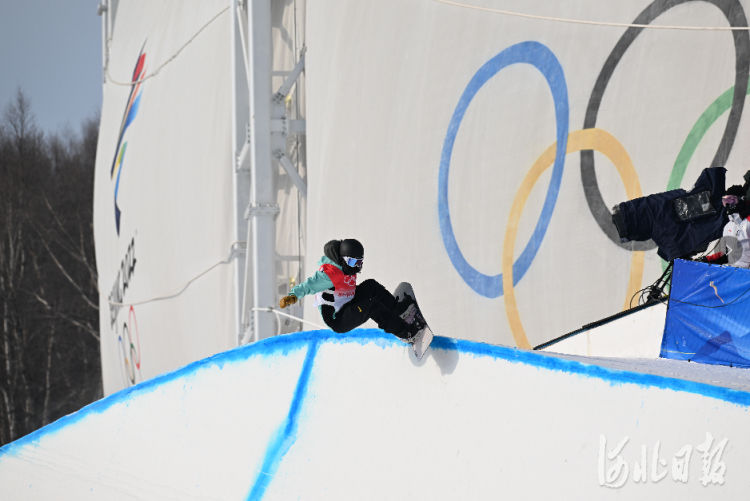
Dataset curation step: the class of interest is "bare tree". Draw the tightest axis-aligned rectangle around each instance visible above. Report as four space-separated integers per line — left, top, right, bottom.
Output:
0 90 100 446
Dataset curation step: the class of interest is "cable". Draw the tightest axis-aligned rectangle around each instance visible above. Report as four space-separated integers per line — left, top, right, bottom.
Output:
669 282 750 308
251 306 327 331
105 6 230 87
108 242 244 307
629 261 674 307
433 0 750 31
629 257 750 309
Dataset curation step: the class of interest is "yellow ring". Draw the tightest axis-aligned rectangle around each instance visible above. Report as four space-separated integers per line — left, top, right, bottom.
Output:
502 128 645 349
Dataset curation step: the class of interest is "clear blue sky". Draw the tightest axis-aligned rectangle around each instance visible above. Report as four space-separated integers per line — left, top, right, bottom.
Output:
0 1 102 134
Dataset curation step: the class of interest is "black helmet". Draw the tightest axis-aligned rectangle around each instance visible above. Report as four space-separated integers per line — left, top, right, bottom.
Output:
339 238 364 275
340 239 364 259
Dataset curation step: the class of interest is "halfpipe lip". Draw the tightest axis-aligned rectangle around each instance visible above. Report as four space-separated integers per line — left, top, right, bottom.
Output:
3 328 750 458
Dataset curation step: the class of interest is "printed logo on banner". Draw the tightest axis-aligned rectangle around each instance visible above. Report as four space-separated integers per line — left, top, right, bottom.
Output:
439 0 750 348
107 45 147 386
110 45 147 236
108 235 142 385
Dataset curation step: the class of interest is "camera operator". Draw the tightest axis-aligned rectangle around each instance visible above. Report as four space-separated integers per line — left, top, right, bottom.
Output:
700 185 750 268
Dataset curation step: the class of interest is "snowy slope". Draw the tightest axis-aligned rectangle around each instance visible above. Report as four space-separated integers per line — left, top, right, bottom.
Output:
543 351 750 393
2 329 749 499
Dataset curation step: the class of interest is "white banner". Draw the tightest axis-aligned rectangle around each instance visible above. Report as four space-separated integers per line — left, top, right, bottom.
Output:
306 0 750 348
94 1 235 394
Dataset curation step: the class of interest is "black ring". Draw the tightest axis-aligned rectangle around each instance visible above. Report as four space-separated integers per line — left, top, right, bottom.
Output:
581 0 750 250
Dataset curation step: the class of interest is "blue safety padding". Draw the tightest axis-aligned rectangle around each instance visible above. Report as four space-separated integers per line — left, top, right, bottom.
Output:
661 259 750 368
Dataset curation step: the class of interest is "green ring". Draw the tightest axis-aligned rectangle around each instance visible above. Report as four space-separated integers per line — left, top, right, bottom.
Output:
669 82 750 190
661 81 750 272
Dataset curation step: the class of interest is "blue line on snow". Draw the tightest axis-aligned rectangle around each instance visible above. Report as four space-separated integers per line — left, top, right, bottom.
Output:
246 338 321 501
3 328 750 462
0 332 318 457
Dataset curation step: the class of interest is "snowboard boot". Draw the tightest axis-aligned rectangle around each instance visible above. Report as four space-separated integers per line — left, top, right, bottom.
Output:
399 303 418 325
402 308 427 344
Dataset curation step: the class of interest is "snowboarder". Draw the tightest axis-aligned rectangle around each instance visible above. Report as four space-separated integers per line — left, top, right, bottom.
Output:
278 238 424 341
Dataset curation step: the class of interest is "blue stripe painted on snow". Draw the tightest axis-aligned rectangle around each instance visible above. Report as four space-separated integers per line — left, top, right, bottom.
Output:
0 332 317 457
428 335 750 407
3 328 750 460
246 338 321 500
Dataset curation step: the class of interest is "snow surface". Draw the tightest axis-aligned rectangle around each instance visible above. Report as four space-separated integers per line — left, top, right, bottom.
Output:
2 329 750 499
544 351 750 392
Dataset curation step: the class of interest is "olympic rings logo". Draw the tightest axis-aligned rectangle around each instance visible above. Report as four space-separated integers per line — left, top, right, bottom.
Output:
438 0 750 349
117 305 142 385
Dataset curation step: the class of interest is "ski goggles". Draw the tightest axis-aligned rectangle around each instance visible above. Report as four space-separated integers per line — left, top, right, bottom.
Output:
343 256 364 268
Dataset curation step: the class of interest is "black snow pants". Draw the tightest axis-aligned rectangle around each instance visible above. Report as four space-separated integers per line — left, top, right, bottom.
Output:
321 279 411 339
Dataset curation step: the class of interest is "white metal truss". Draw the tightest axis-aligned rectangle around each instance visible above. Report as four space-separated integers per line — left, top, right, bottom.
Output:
99 0 305 346
232 0 307 344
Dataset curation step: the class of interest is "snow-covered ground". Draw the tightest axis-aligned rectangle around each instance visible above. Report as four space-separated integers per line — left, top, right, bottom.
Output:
545 351 750 392
2 329 749 499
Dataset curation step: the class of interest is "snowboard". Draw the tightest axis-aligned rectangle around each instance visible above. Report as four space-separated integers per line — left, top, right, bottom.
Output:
393 282 434 360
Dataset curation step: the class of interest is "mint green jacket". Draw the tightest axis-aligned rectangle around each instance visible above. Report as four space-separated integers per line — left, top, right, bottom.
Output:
290 256 338 298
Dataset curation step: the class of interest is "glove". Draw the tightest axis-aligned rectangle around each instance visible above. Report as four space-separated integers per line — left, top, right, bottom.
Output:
279 294 297 308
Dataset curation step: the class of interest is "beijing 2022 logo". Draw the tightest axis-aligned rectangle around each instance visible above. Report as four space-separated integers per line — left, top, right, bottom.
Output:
110 46 146 235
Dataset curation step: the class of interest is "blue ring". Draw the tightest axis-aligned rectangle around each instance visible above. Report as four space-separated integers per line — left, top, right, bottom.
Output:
438 41 569 298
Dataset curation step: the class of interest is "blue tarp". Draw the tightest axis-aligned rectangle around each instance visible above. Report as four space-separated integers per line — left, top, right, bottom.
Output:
661 259 750 368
